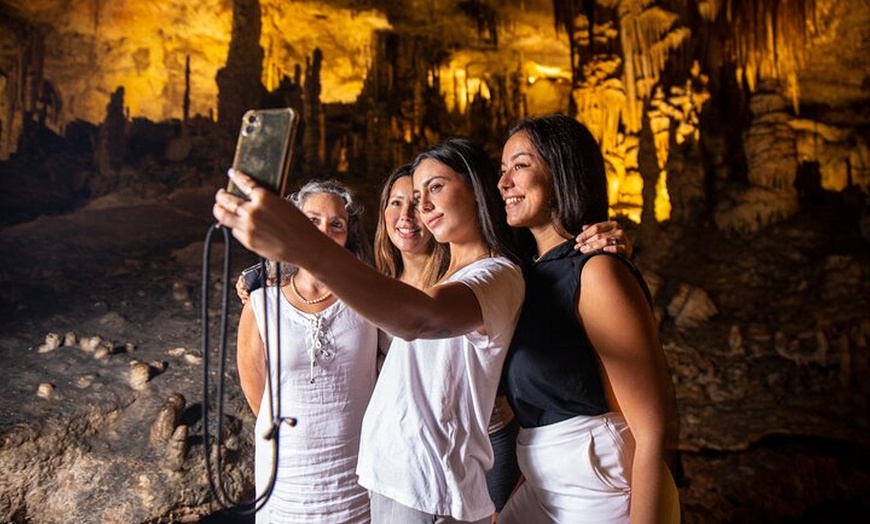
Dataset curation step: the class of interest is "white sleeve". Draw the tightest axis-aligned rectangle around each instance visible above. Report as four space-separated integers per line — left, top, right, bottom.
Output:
458 258 525 349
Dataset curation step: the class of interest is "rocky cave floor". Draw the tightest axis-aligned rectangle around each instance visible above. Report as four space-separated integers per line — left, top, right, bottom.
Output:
0 178 868 523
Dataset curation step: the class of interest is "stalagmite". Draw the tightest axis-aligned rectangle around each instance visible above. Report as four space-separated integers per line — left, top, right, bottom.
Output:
37 383 55 400
129 361 152 390
36 332 62 354
150 393 187 447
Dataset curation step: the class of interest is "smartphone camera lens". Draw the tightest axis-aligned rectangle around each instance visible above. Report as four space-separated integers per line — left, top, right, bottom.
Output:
245 124 256 135
248 114 258 124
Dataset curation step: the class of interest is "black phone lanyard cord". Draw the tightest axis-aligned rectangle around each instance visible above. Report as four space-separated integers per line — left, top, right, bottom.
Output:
201 223 294 516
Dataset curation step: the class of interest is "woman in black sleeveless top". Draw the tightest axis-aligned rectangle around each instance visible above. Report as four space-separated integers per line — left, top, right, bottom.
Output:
497 115 680 524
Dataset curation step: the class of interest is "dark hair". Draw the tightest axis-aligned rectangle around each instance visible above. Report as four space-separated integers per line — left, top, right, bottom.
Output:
412 138 521 266
267 178 372 280
507 115 608 236
373 164 448 288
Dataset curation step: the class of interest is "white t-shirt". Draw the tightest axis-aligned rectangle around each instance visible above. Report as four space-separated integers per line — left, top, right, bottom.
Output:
355 256 525 521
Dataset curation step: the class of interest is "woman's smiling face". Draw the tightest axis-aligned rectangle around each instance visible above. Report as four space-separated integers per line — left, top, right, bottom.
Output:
384 175 432 255
499 131 553 229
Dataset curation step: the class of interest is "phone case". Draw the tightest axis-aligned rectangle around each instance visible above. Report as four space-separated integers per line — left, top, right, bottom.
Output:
241 263 264 292
228 108 299 198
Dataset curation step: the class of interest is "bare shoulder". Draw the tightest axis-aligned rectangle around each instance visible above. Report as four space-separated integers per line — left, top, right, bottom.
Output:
578 254 649 312
580 254 637 288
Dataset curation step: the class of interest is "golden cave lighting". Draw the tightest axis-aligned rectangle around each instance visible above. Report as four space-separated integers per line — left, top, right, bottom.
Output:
469 78 491 101
614 171 644 224
602 136 671 225
440 64 473 114
609 168 673 226
605 155 630 220
529 63 569 80
36 1 389 125
524 62 572 115
259 2 390 102
440 55 569 115
723 0 818 112
43 1 233 125
655 170 672 222
605 161 672 225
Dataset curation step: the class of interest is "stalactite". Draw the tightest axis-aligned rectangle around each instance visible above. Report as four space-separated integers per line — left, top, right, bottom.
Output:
92 0 100 35
618 4 689 133
552 0 581 36
568 2 626 156
560 1 695 223
457 1 499 47
183 55 190 125
723 0 817 112
303 48 324 176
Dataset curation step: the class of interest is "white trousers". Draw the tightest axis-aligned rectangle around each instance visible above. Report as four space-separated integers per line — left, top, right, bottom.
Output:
499 413 679 524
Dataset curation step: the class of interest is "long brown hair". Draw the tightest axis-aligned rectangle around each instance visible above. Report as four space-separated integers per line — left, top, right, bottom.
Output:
373 164 447 289
411 138 522 266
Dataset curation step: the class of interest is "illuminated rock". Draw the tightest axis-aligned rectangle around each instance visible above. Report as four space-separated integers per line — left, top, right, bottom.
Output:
1 0 391 126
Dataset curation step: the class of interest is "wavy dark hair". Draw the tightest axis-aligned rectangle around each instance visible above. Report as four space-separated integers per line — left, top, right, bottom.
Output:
412 138 521 266
507 115 608 237
266 178 371 280
373 164 448 289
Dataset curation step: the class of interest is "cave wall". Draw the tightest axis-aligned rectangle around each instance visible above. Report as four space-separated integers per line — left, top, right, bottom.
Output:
3 0 865 225
0 0 391 139
0 1 869 522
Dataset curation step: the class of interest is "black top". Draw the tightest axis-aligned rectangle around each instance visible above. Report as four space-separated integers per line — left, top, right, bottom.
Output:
503 239 650 428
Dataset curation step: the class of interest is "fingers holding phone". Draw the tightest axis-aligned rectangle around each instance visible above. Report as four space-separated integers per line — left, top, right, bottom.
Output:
215 174 321 264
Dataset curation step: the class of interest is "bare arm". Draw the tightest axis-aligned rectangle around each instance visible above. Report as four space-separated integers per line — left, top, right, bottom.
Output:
214 173 484 340
578 256 675 524
306 238 485 339
237 301 266 415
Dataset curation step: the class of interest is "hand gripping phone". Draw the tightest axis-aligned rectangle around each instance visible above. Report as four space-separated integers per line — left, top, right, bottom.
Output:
228 108 300 198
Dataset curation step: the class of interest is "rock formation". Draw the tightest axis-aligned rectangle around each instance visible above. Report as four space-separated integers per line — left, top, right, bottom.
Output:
0 0 868 522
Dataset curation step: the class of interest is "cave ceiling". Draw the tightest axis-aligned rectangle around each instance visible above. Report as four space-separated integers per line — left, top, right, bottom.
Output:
1 1 867 124
0 0 867 206
0 0 573 124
